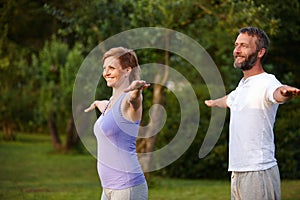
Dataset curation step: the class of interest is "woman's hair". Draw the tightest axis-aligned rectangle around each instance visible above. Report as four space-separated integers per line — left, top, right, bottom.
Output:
102 47 140 83
239 27 270 62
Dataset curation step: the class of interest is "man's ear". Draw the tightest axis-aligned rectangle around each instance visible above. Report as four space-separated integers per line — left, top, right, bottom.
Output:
258 48 266 59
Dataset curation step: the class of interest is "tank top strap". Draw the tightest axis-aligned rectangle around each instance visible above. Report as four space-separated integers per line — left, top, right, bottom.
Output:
114 93 126 114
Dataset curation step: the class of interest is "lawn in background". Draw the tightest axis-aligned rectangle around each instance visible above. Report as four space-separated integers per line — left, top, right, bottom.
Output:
1 133 299 200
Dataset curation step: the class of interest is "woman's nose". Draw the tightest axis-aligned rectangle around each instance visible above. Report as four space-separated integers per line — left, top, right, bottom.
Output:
103 67 109 75
103 69 108 77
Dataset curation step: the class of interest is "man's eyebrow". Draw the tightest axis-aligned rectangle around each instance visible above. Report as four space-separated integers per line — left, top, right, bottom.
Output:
234 42 248 46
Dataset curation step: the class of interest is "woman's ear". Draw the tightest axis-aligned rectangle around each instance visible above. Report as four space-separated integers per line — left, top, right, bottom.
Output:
126 67 132 73
125 67 132 78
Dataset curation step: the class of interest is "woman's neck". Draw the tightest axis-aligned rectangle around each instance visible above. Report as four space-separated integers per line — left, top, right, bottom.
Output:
112 83 129 98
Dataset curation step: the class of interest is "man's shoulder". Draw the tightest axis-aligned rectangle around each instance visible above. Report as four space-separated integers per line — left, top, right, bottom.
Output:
256 73 280 85
261 72 277 80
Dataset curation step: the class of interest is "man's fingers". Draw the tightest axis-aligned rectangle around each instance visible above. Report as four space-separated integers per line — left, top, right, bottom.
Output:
281 87 300 97
204 100 212 107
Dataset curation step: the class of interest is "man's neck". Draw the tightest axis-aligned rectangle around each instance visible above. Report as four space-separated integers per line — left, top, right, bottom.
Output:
243 64 265 80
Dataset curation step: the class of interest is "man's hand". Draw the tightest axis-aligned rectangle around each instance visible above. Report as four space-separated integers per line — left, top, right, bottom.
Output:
274 85 300 103
204 96 228 108
280 85 300 97
204 100 214 107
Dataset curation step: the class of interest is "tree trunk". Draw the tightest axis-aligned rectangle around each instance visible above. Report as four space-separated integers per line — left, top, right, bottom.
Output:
64 114 79 151
137 82 165 180
48 111 62 151
137 40 170 180
2 122 15 141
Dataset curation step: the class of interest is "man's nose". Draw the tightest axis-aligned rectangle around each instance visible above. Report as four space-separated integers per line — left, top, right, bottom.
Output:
234 45 241 54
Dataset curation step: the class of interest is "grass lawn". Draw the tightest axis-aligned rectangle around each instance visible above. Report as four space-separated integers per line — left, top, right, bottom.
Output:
1 133 299 200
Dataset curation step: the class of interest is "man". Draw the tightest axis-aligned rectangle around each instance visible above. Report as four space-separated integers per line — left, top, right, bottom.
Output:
205 27 300 200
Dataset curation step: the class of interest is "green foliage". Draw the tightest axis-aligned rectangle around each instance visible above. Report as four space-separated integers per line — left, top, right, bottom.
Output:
60 43 84 114
32 37 83 132
257 0 300 86
37 37 69 118
275 99 300 179
0 0 59 51
44 0 134 51
0 29 38 135
191 0 279 90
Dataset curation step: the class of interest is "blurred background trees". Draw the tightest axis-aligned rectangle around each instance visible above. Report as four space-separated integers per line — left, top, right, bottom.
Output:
0 0 299 179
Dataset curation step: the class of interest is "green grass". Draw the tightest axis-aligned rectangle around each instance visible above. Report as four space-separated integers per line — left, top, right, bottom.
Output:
1 133 299 200
0 134 101 200
149 177 230 200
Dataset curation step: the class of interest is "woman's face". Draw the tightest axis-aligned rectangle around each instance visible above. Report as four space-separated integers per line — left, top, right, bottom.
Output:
102 56 130 88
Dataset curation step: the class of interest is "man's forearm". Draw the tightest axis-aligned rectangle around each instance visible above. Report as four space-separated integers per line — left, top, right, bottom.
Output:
274 85 300 103
205 95 228 108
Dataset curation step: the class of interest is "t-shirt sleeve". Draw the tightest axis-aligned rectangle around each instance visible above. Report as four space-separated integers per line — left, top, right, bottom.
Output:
226 90 237 108
266 75 283 104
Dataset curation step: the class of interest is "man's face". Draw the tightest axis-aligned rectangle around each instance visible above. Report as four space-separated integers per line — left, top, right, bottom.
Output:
233 33 259 71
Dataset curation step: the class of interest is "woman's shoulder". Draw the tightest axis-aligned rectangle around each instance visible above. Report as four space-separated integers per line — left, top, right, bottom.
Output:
95 100 110 113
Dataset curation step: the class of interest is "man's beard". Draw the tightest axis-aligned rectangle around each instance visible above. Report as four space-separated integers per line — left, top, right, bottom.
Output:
234 50 259 71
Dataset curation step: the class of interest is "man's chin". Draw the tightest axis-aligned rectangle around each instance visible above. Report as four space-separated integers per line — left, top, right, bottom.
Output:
233 63 242 69
234 63 253 71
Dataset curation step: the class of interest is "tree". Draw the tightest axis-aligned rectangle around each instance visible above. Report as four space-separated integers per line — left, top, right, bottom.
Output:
32 38 83 151
128 0 196 178
43 0 133 52
0 0 60 139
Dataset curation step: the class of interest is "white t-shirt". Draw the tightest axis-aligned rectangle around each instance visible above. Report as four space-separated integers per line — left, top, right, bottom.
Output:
226 72 282 172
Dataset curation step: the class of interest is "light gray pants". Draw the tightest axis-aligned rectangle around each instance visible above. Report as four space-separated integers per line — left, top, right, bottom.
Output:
101 182 148 200
231 165 281 200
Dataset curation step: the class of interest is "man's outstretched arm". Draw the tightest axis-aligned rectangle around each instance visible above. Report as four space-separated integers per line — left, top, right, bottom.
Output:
274 85 300 103
204 95 228 108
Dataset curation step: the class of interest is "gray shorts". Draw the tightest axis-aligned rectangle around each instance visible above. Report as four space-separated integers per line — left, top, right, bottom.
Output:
101 182 148 200
231 165 281 200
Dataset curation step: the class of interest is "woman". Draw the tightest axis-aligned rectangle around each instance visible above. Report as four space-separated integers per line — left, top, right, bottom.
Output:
85 47 150 200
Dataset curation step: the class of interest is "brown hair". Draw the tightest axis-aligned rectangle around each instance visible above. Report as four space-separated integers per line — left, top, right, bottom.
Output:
239 27 270 62
102 47 140 83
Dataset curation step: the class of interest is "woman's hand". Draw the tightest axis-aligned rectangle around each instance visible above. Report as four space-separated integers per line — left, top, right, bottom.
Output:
123 80 150 93
84 100 105 112
84 102 96 113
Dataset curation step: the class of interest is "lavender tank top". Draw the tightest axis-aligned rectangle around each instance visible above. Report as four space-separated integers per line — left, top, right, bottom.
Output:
93 93 146 189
